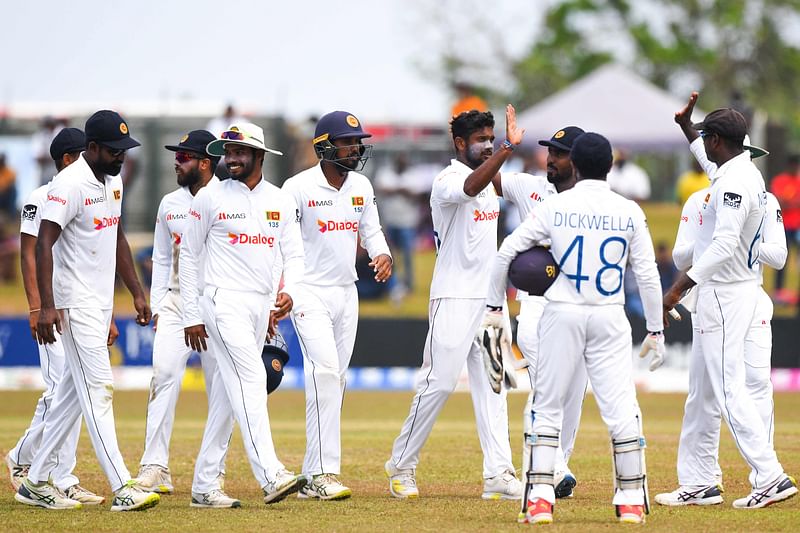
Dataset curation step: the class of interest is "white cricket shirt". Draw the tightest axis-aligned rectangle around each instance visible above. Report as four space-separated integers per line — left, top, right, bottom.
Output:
20 182 50 237
179 177 305 327
41 155 123 310
487 179 663 333
429 159 500 300
282 163 391 287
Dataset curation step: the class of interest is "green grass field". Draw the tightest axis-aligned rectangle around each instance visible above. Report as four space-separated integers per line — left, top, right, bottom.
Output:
1 390 797 531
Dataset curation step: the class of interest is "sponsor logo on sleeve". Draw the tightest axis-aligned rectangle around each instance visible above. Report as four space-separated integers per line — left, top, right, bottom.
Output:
777 209 783 223
47 194 67 205
295 208 301 222
22 204 37 221
723 192 742 209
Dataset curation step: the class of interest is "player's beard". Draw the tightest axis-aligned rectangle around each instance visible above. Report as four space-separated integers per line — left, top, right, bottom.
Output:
465 141 493 170
227 155 256 182
177 165 201 188
546 165 571 186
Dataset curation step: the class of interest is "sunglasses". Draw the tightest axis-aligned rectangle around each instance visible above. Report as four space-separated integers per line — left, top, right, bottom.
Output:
100 145 125 157
699 130 717 139
221 130 247 141
175 151 205 164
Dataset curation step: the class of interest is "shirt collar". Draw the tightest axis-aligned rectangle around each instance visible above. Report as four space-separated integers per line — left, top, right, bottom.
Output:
712 150 751 182
450 158 474 174
75 153 106 188
575 178 611 190
313 162 351 192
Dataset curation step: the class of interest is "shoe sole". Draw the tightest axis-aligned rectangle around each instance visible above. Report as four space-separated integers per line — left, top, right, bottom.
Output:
138 484 173 494
14 492 82 510
555 475 577 499
481 492 520 501
264 477 306 504
620 515 645 524
190 501 241 508
527 514 553 524
110 493 160 512
71 497 106 506
733 486 798 509
655 495 723 506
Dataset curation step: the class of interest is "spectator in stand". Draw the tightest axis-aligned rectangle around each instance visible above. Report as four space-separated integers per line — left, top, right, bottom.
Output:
607 149 651 201
0 153 17 217
770 154 800 303
374 153 426 300
675 160 708 205
206 104 245 137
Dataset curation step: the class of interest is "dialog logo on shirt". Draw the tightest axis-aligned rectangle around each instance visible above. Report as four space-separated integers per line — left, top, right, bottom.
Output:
85 196 104 206
473 209 499 222
308 199 333 207
172 232 181 245
218 212 246 220
723 192 742 209
317 219 359 233
47 194 67 205
266 211 281 221
227 232 275 246
22 204 37 221
94 216 120 230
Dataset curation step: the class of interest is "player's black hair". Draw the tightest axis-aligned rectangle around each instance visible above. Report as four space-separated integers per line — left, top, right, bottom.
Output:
570 132 613 180
450 110 495 142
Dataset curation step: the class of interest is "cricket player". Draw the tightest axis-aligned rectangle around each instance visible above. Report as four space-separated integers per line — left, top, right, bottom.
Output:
661 97 797 508
180 122 307 505
386 106 523 501
491 126 587 505
6 128 104 505
136 130 233 502
17 110 160 512
487 133 664 524
282 111 392 500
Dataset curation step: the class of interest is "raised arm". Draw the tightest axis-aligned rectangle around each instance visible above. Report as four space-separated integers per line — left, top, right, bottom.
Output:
463 105 524 197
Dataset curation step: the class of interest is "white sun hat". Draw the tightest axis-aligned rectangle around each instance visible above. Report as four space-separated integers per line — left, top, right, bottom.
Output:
206 122 283 157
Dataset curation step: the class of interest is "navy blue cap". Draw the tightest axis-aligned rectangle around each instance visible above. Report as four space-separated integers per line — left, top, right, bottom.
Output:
49 127 86 161
313 111 372 144
165 130 216 155
85 110 141 150
538 126 585 152
570 132 613 178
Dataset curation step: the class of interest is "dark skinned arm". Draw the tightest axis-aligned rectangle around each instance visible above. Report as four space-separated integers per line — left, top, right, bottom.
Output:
35 221 62 344
674 92 700 143
20 233 40 340
116 225 152 326
463 104 525 197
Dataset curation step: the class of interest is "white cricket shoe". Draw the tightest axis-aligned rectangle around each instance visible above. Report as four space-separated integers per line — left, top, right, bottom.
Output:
15 478 82 510
136 464 174 494
110 480 161 512
655 484 724 506
732 475 798 509
191 489 241 508
482 469 523 500
64 484 105 505
263 469 306 504
385 460 419 499
554 469 577 499
5 454 28 492
298 473 352 501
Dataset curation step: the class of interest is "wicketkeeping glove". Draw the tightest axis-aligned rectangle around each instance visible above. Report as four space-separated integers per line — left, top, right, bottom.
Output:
639 331 666 371
478 309 506 394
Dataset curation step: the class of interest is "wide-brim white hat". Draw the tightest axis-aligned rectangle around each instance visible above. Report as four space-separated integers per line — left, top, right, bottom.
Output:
207 122 283 157
743 134 768 159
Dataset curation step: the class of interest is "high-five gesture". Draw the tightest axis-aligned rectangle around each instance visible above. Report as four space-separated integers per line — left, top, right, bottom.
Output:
675 92 700 142
505 104 525 146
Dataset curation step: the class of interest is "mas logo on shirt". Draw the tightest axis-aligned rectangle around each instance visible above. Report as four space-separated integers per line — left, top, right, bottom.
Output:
723 192 742 209
317 219 359 233
22 204 37 221
265 211 281 221
113 189 121 200
85 196 104 206
473 209 499 222
218 212 246 220
94 216 120 230
166 213 187 221
530 191 543 202
351 196 364 206
308 199 333 208
227 232 275 246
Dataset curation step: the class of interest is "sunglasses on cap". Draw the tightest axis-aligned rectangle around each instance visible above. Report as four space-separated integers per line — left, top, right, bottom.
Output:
175 151 206 164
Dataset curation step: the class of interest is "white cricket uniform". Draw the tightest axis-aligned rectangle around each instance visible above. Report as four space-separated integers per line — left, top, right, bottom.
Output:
487 178 662 506
390 159 514 480
180 177 304 492
500 172 586 477
8 182 80 491
682 148 786 490
282 163 391 477
671 139 787 487
27 154 133 492
140 178 232 478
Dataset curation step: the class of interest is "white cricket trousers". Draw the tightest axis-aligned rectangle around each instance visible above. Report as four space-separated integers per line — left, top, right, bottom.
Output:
390 298 514 479
682 282 783 489
9 335 81 491
529 302 644 506
28 308 131 492
141 290 231 474
516 298 586 476
290 283 358 477
192 287 285 492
